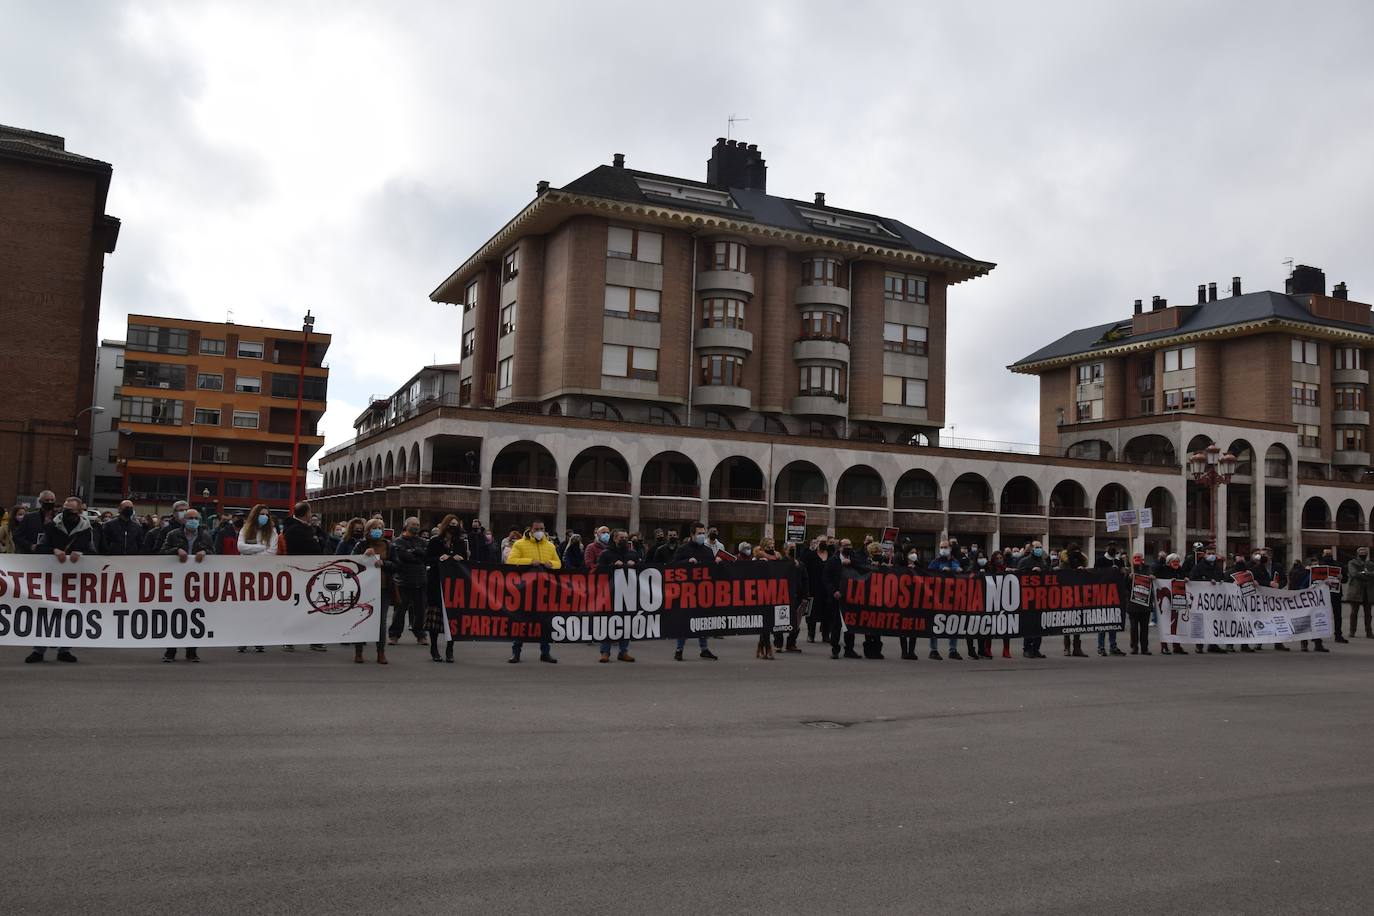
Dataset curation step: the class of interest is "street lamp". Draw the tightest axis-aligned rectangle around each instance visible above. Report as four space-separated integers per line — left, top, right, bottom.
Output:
1189 444 1237 549
73 405 105 500
288 310 315 508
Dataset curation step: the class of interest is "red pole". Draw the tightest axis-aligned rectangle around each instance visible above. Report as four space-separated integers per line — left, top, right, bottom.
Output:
288 317 311 507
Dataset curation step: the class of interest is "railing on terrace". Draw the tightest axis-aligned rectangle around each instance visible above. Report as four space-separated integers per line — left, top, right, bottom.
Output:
568 478 632 495
641 483 702 498
710 487 766 502
491 474 559 490
949 500 997 514
1000 503 1047 516
894 496 943 511
1049 505 1093 518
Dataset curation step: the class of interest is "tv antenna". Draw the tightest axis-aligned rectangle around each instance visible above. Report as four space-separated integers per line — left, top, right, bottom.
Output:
727 114 749 139
1282 257 1294 271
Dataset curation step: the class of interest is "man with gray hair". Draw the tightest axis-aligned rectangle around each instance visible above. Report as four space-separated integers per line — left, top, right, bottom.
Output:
160 507 215 662
145 499 189 554
390 515 429 645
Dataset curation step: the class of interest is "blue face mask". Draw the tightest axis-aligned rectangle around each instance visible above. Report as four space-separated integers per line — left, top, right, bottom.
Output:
185 519 200 532
369 529 383 540
599 532 610 544
1033 547 1044 557
257 514 269 527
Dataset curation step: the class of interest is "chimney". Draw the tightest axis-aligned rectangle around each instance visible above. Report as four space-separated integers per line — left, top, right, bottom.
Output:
1334 281 1349 300
1151 295 1167 311
1231 276 1242 297
814 192 826 206
1197 284 1206 305
1133 299 1143 315
1285 264 1326 296
535 180 549 195
706 138 767 191
1207 281 1217 302
612 153 625 169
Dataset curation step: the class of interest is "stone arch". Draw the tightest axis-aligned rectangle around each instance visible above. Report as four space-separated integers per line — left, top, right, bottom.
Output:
1049 479 1089 516
1336 499 1364 531
1226 439 1255 476
383 452 394 480
1122 434 1176 467
709 456 766 501
999 476 1042 515
774 460 828 505
1264 443 1290 479
949 472 993 513
641 451 701 498
894 468 941 509
491 441 558 489
836 465 887 508
1095 482 1132 517
1066 439 1114 461
1302 496 1332 529
569 446 631 494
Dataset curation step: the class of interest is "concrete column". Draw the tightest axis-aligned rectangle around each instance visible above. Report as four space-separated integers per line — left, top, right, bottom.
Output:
1215 482 1229 556
556 474 568 538
828 477 838 537
629 474 642 535
1254 477 1268 552
1172 477 1187 558
1288 463 1301 560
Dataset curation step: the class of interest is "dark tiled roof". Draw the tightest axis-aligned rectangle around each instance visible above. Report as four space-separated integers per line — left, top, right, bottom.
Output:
1011 290 1374 369
560 164 988 267
0 124 111 172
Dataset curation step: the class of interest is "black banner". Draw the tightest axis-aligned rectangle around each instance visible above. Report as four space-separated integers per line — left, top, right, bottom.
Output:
440 560 797 642
840 568 1126 638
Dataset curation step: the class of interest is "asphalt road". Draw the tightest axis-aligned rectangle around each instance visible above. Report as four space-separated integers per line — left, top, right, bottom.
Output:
4 632 1372 916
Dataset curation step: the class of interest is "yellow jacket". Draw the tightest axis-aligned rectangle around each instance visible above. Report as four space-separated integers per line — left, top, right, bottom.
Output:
506 535 562 568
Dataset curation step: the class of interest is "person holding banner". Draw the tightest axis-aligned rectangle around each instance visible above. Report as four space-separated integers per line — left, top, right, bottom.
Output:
801 537 833 647
22 495 93 665
1347 548 1374 639
1318 548 1348 644
1189 545 1230 654
772 542 808 654
234 504 278 653
335 518 369 556
1126 554 1152 655
506 520 560 664
426 515 468 663
1017 541 1050 658
670 523 720 661
354 520 395 664
926 541 962 660
160 508 216 663
1093 547 1126 657
596 529 640 663
825 537 870 659
1291 559 1329 653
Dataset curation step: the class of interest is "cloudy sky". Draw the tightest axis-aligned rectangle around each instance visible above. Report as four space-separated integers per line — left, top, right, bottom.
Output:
5 0 1373 470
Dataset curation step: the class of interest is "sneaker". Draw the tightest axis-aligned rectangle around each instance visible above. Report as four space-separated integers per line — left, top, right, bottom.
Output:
599 654 610 663
55 651 77 663
1240 645 1254 653
831 650 841 660
539 655 558 664
162 654 175 663
1335 636 1349 644
1315 645 1331 653
843 649 862 659
1097 647 1107 657
187 653 200 663
1274 644 1291 651
1021 650 1034 659
948 650 963 660
700 649 718 660
1071 649 1088 657
237 646 248 653
23 651 43 664
673 649 683 661
254 646 265 653
1109 647 1125 657
508 656 521 664
929 651 942 660
617 652 636 663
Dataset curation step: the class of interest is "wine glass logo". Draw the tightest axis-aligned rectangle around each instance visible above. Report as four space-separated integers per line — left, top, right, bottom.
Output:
317 568 345 607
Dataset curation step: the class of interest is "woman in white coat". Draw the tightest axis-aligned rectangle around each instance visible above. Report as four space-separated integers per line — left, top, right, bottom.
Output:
236 504 279 653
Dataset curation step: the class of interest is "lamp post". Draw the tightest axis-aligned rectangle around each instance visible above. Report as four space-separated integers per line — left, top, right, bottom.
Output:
1188 444 1237 550
73 405 105 500
289 310 314 508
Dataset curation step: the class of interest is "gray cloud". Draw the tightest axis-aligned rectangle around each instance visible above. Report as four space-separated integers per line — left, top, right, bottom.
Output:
5 0 1373 467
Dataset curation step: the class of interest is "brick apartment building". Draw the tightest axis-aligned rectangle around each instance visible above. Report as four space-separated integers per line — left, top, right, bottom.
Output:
115 315 329 516
0 124 120 507
310 142 1374 564
1012 265 1374 562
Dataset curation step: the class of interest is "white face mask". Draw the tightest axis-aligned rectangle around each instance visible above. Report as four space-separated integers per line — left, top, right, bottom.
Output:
939 547 950 557
533 530 545 542
908 552 918 563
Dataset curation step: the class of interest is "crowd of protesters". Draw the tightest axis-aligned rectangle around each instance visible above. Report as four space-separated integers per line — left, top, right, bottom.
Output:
4 491 1370 666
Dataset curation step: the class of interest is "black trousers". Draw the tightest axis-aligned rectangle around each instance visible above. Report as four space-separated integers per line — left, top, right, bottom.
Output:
1333 600 1345 638
1348 601 1372 636
899 636 918 656
1127 611 1151 652
390 585 426 639
773 628 799 650
828 609 845 654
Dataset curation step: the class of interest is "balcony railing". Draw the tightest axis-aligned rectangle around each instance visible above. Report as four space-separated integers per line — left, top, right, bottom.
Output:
422 471 480 487
834 493 886 508
491 474 559 491
949 500 996 514
894 496 942 511
1049 505 1092 518
711 487 765 502
1000 503 1046 516
641 483 702 498
569 478 632 495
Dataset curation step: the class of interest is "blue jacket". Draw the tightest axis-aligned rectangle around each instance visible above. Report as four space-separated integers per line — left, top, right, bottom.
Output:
927 556 963 574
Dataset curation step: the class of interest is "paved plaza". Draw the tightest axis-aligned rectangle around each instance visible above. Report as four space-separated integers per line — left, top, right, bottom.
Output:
4 634 1372 915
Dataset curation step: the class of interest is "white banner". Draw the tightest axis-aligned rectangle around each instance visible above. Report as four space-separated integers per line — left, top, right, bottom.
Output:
1151 578 1333 644
0 555 381 648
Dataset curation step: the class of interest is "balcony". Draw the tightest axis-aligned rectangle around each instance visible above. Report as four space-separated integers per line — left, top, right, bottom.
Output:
695 385 751 409
696 270 754 297
695 326 753 353
641 482 701 499
1049 504 1092 518
1332 368 1369 385
1332 409 1370 426
793 285 849 308
793 338 850 362
1000 503 1046 517
569 478 632 495
491 474 558 491
791 394 848 418
1333 450 1371 467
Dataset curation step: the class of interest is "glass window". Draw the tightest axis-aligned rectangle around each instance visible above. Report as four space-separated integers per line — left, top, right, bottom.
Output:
500 303 517 336
121 397 183 425
257 480 291 500
197 373 223 391
497 357 513 389
235 376 261 394
200 338 226 355
461 329 475 357
459 378 472 405
703 297 746 329
1336 347 1363 370
602 344 628 377
225 479 252 498
127 324 189 355
1163 346 1196 372
463 281 478 313
1298 424 1320 448
801 257 840 287
1334 386 1364 410
123 360 187 390
193 408 221 426
883 322 927 355
1077 363 1104 384
199 444 229 463
699 354 744 386
236 340 264 359
502 248 519 282
608 226 634 258
636 231 662 264
648 407 678 426
703 410 733 430
883 272 928 303
265 451 293 467
711 241 746 272
232 410 260 429
800 310 844 340
631 347 658 380
1292 383 1320 407
1291 338 1318 365
882 376 926 407
604 285 631 317
799 365 843 397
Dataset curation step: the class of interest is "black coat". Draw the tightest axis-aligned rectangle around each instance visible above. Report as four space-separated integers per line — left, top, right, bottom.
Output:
426 533 468 605
800 547 833 614
823 549 870 602
392 534 429 588
160 526 216 555
596 542 642 569
102 517 146 556
42 516 97 555
467 528 492 564
15 508 56 553
671 541 716 565
281 517 323 556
